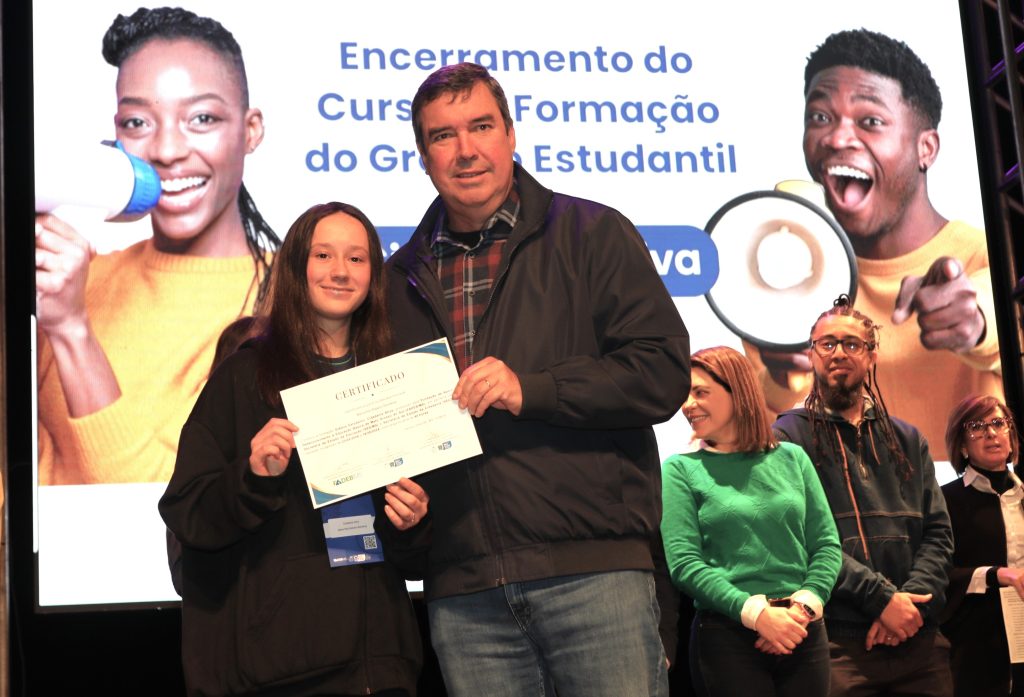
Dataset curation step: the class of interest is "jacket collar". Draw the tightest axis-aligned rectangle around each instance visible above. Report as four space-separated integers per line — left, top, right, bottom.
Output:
389 163 554 275
963 464 1023 494
782 397 879 426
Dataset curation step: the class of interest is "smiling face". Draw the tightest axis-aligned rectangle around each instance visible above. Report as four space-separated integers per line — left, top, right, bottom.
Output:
683 367 737 451
810 314 876 413
417 81 516 232
114 38 263 256
963 406 1014 472
803 66 938 257
306 211 372 351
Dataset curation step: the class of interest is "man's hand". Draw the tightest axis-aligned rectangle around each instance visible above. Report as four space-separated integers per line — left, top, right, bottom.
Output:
877 591 930 642
865 619 904 650
759 348 813 388
892 256 985 353
452 356 523 417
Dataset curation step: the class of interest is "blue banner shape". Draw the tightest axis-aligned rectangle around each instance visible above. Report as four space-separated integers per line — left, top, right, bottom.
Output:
377 224 718 297
637 225 718 297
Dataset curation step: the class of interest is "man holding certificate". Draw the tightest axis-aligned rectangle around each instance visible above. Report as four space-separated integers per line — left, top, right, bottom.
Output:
387 62 691 697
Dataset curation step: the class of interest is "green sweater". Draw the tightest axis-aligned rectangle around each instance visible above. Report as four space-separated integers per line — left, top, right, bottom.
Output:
661 441 841 623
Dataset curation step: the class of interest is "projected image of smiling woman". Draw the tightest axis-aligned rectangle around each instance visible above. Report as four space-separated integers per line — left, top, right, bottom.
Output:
34 7 281 484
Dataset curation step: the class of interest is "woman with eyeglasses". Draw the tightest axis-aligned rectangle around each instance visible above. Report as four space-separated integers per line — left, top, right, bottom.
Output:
661 346 841 697
941 394 1024 696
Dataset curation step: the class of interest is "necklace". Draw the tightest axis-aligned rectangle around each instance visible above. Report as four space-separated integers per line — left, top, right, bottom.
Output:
318 353 354 371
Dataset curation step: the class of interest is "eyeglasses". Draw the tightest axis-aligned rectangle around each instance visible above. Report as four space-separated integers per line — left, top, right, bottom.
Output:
963 417 1013 439
811 336 874 357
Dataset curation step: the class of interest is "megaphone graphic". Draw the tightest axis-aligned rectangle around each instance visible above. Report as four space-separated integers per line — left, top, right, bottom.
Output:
35 140 161 221
703 181 857 352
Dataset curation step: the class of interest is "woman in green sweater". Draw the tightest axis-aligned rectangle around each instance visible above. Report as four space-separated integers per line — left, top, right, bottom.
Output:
661 345 841 697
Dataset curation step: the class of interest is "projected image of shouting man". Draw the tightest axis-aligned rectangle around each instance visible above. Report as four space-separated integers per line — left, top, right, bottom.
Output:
754 29 1002 460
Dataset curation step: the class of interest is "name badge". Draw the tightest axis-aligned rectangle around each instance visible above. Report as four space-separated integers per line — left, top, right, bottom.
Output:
320 494 384 567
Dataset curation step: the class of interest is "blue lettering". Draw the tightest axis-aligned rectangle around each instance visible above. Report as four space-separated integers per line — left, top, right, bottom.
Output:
318 93 344 121
391 48 411 70
339 42 358 69
370 144 421 173
644 46 693 74
304 143 357 173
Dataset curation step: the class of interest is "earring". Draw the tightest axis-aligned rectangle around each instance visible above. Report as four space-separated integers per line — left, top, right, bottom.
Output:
919 163 928 173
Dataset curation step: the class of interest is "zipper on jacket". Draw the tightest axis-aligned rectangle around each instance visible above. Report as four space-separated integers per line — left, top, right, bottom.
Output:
835 423 871 561
464 221 541 589
855 422 870 480
398 246 515 589
397 193 548 591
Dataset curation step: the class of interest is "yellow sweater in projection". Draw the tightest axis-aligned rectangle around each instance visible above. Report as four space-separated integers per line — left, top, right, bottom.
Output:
38 239 263 485
751 220 1003 462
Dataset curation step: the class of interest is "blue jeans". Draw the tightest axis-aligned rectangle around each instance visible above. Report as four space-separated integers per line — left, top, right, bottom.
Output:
427 570 668 697
690 611 830 697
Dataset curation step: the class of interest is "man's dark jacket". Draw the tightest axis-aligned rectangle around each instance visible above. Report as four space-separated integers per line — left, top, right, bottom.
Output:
774 406 953 639
386 164 690 603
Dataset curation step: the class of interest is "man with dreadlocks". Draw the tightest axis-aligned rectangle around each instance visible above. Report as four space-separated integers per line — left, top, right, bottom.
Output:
752 28 1002 462
774 295 954 697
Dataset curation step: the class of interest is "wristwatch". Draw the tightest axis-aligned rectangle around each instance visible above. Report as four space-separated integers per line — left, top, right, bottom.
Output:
768 597 816 619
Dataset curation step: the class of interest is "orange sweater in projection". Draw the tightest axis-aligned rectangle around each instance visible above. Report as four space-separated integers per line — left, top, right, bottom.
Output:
37 239 263 484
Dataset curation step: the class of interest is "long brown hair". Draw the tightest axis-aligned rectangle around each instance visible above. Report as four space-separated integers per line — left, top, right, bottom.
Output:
945 394 1019 475
256 202 391 405
691 346 777 453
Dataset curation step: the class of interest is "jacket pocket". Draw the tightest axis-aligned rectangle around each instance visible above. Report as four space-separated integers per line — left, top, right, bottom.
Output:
239 552 365 687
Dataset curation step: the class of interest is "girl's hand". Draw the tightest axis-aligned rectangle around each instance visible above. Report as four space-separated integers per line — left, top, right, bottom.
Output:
249 418 298 476
384 477 429 530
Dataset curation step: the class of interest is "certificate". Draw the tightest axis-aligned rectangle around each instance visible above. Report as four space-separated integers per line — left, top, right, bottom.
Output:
1000 587 1024 663
281 338 481 508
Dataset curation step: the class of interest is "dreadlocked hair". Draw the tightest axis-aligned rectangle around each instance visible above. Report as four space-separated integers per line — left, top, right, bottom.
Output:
804 294 914 483
239 184 282 312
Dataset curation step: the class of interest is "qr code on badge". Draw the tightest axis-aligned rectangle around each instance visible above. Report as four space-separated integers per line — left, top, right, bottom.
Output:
363 535 379 550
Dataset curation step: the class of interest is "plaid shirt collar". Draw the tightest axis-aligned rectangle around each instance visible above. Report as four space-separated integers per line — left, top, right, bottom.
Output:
431 182 520 255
